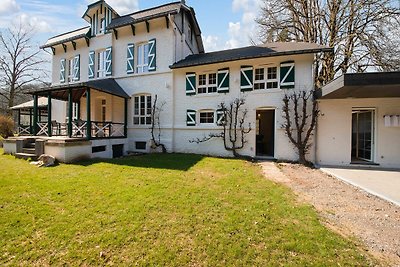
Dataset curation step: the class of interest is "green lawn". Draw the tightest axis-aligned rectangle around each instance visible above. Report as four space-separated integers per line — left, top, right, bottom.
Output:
0 150 373 266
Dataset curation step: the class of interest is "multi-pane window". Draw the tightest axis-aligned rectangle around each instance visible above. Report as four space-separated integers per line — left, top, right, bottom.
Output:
67 58 74 82
101 99 106 122
137 43 149 73
97 50 107 78
99 18 105 34
199 111 214 124
254 66 278 90
198 73 217 94
133 95 152 125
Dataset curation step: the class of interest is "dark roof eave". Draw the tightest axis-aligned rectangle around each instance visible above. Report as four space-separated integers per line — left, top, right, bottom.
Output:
107 10 179 30
170 47 333 69
40 34 90 49
26 80 130 99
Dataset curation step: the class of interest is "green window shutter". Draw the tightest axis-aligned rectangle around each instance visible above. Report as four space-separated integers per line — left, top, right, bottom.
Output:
60 58 66 83
216 109 226 126
280 61 295 89
186 72 196 95
148 38 156 71
217 68 229 93
88 51 95 79
240 66 253 91
127 43 135 74
73 54 80 81
186 110 196 126
105 46 112 76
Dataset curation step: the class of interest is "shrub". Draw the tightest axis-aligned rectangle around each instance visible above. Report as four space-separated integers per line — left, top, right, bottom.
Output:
0 115 14 138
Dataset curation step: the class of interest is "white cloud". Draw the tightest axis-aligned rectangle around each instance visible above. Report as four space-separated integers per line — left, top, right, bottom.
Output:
224 0 262 49
0 0 20 15
13 13 52 33
202 35 223 52
86 0 139 15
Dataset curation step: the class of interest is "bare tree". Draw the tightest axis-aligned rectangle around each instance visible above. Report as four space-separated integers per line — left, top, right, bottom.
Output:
190 98 252 158
282 90 319 165
150 94 167 153
257 0 400 87
0 22 48 115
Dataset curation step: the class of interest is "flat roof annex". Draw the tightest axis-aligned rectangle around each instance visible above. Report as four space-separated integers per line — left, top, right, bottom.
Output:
320 72 400 99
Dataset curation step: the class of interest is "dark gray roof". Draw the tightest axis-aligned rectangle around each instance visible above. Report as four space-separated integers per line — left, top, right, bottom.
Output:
320 72 400 99
108 2 182 30
171 42 333 69
26 79 130 101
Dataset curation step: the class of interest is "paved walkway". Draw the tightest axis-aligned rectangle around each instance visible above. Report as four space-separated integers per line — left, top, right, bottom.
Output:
320 167 400 206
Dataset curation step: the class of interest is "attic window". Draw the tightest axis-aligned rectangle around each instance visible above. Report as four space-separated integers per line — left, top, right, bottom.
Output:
99 18 105 34
188 25 192 42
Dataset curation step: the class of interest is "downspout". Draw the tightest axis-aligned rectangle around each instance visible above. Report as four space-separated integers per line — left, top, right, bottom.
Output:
169 13 176 151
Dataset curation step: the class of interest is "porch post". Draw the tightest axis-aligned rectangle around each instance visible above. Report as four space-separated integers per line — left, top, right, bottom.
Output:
68 89 73 138
17 109 21 130
29 109 32 134
86 88 91 140
47 92 52 137
124 98 128 138
33 94 38 135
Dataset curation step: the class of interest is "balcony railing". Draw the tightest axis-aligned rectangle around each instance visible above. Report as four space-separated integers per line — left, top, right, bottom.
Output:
20 121 126 139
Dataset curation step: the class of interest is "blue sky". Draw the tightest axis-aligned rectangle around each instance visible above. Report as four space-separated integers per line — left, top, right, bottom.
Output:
0 0 263 52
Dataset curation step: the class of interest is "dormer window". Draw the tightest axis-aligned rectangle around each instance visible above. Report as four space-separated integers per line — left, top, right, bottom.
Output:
99 18 105 34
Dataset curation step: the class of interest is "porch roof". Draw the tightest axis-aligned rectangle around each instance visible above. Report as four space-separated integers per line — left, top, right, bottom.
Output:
26 78 130 102
10 97 48 110
319 72 400 99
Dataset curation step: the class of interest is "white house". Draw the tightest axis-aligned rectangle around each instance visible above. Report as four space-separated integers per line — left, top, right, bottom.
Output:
8 0 378 166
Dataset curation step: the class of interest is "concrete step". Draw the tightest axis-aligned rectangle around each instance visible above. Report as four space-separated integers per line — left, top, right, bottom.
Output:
15 153 37 161
24 143 36 149
22 148 36 154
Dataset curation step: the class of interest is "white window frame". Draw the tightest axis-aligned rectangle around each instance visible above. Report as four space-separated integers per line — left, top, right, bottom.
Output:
199 110 215 124
133 94 152 125
97 50 107 78
67 58 74 82
137 42 149 73
254 66 279 90
197 73 217 94
99 17 105 34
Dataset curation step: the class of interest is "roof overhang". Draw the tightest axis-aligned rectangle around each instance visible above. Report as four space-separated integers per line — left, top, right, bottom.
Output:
170 44 333 69
319 72 400 99
40 27 91 49
26 79 130 102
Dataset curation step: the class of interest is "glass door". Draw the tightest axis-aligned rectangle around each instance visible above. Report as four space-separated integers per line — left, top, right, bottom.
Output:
352 110 374 162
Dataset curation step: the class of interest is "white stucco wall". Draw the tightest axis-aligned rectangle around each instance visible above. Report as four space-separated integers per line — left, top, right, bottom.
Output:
172 54 315 160
317 98 400 168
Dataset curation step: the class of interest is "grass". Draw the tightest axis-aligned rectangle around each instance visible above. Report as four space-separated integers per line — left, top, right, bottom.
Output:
0 150 374 266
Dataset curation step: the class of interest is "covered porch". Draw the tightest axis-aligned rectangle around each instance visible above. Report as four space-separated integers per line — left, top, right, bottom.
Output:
24 78 129 140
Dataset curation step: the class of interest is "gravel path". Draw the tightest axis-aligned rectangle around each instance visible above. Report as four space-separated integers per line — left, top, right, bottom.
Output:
260 162 400 266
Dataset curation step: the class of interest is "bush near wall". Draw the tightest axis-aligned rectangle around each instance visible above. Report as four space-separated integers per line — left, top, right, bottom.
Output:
0 115 14 139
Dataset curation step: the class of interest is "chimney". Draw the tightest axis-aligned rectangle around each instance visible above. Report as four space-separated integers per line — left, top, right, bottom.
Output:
181 0 186 5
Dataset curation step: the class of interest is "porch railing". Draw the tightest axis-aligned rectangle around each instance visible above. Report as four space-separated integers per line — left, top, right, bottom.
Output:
31 121 125 139
17 125 31 135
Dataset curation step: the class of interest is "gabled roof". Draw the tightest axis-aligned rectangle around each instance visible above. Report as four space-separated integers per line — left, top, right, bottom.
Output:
108 2 181 29
319 72 400 99
82 0 119 22
171 42 332 69
40 27 91 49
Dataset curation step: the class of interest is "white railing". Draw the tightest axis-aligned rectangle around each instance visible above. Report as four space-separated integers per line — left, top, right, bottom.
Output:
37 122 49 136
